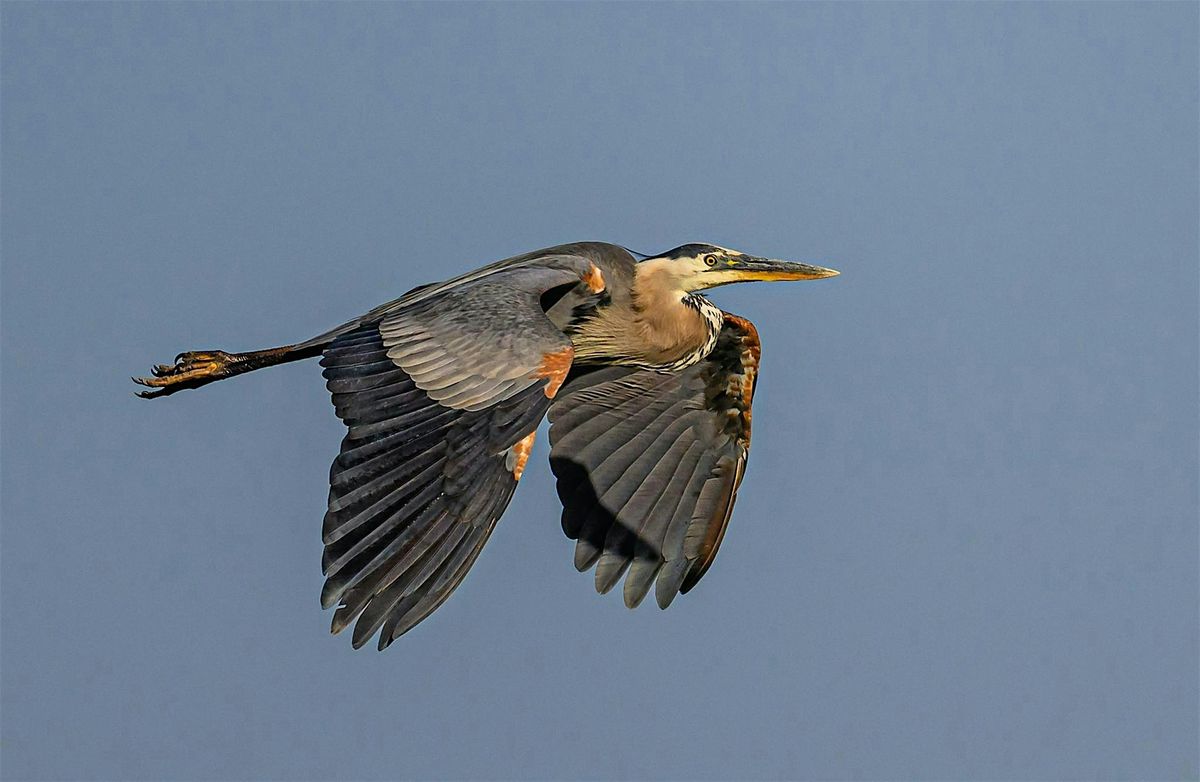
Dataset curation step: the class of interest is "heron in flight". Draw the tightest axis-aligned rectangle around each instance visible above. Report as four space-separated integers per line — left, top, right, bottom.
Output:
135 242 838 649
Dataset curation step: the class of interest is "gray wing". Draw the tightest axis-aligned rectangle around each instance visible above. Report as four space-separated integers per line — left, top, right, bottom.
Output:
546 314 760 610
320 261 600 649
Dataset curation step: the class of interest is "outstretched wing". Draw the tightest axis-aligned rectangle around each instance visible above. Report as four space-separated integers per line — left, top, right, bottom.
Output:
547 314 760 610
320 260 599 649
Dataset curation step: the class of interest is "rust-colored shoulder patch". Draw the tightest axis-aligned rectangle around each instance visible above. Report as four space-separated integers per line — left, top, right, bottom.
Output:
509 430 537 481
582 263 606 294
534 345 574 398
720 313 760 450
722 313 761 366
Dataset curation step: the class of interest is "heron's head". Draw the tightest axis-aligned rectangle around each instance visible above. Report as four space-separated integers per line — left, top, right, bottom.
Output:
640 243 839 293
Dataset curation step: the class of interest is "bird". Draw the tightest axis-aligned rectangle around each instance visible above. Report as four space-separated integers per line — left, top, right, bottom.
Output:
134 242 838 650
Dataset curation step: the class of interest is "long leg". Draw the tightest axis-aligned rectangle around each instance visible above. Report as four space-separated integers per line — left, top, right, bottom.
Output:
133 343 323 399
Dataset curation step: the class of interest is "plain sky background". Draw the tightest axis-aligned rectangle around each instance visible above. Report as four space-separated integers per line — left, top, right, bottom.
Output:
2 3 1196 780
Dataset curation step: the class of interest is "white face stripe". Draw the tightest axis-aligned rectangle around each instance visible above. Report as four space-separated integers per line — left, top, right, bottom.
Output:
639 246 755 293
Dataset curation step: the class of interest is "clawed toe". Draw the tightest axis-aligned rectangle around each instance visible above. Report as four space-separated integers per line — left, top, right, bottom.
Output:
133 385 172 400
133 350 233 398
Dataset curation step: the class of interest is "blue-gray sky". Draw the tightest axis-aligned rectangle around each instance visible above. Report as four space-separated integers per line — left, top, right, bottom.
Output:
2 3 1196 780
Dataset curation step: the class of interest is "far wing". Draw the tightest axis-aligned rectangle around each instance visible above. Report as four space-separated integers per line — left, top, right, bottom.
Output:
546 314 760 610
320 260 599 649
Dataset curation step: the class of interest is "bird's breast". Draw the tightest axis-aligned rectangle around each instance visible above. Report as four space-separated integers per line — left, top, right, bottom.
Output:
566 292 720 371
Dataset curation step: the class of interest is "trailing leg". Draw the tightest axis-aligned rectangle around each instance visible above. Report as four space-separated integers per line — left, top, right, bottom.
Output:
133 343 323 398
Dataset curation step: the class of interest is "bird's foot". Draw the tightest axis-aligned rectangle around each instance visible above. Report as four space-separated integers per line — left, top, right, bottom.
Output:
133 350 235 398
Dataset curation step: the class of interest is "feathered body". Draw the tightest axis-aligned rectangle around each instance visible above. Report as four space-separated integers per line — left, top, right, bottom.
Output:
134 240 837 649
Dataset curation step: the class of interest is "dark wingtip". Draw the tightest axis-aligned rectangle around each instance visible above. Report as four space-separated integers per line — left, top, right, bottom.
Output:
329 603 356 635
655 588 677 610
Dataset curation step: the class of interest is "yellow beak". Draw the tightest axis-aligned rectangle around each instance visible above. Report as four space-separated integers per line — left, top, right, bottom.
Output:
736 258 841 281
699 257 840 288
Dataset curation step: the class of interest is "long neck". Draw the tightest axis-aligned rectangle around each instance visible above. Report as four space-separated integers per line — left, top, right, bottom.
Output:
570 263 722 369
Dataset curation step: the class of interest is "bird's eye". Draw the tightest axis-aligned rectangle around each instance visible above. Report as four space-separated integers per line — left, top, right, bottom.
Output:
703 254 717 267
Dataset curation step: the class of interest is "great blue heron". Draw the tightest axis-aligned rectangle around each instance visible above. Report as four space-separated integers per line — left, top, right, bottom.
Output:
135 242 838 649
